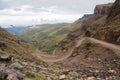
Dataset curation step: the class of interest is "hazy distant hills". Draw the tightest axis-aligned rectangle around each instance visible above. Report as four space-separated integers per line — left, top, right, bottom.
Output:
5 25 26 35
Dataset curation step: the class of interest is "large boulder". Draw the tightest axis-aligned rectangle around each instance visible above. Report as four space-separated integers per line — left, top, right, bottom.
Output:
0 55 13 63
6 69 25 80
0 67 7 79
59 75 67 80
6 69 18 80
15 70 25 80
0 42 7 48
9 62 23 71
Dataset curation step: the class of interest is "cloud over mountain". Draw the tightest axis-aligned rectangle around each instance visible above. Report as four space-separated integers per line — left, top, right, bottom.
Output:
0 0 115 27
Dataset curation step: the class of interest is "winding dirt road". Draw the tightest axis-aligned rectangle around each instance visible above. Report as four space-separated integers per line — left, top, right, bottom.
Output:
32 37 120 63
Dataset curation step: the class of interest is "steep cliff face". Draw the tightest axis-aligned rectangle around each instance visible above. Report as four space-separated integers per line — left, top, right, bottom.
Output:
82 3 113 34
94 27 120 45
94 0 120 45
75 0 120 45
72 3 112 37
94 3 112 15
106 0 120 24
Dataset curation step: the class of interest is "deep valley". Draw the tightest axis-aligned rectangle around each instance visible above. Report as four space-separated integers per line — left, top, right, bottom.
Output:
0 0 120 80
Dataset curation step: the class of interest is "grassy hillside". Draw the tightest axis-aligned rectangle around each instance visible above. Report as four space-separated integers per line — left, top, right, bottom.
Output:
18 15 91 53
0 28 36 62
0 28 62 80
19 23 81 53
19 23 70 53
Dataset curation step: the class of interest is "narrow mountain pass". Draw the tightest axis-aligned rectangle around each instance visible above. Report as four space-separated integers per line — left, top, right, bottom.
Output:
89 38 120 56
32 37 120 63
33 38 86 62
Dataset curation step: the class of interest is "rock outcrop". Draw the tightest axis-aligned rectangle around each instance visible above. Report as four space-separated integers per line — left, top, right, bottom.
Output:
0 42 7 48
94 28 120 45
106 0 120 24
94 3 113 15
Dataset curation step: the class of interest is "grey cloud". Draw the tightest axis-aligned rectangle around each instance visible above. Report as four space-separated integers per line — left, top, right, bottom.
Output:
0 0 115 26
0 0 115 14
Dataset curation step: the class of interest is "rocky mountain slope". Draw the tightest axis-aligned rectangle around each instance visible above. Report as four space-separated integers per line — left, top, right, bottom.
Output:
0 28 63 80
94 0 120 45
107 0 120 24
26 1 120 80
0 13 92 80
0 28 35 61
33 1 120 79
58 38 120 80
0 28 48 80
55 1 119 54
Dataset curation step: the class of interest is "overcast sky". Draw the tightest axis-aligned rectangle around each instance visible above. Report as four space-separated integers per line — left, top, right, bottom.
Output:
0 0 115 27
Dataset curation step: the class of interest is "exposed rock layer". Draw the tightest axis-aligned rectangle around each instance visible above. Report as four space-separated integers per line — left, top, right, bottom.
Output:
94 3 113 15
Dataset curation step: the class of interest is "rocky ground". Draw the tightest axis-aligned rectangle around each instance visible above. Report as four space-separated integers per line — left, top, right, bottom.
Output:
57 41 120 80
0 37 120 80
0 55 61 80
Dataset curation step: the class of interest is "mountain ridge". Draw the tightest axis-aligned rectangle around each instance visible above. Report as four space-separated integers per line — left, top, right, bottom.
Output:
0 27 36 62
